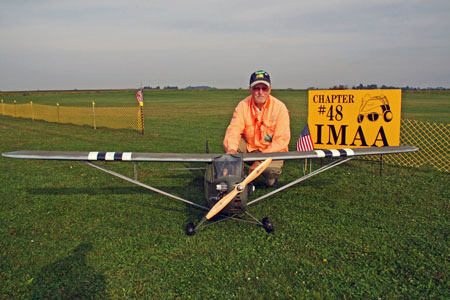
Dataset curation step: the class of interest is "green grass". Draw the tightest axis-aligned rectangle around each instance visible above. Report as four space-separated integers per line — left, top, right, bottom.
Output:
1 89 449 124
401 90 450 124
0 90 449 299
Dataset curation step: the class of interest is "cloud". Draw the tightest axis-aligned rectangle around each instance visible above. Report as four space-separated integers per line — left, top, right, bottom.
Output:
1 0 449 90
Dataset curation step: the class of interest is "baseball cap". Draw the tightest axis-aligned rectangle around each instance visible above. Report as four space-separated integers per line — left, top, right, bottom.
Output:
249 70 271 87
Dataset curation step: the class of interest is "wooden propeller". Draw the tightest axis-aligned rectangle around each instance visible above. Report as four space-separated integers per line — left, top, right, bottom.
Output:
205 157 273 220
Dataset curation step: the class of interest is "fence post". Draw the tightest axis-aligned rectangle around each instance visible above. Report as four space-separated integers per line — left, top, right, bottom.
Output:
1 99 3 116
92 101 96 129
30 101 34 121
56 102 60 123
14 100 17 117
139 102 144 135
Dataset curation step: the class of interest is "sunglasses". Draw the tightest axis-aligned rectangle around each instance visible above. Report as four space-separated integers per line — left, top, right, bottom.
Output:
357 112 379 123
252 86 269 92
357 105 393 123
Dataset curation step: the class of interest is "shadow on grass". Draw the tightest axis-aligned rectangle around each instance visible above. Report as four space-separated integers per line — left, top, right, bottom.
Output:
31 243 109 300
28 186 153 196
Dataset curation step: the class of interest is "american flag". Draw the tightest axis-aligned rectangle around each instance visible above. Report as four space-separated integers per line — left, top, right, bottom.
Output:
136 89 143 104
296 124 314 151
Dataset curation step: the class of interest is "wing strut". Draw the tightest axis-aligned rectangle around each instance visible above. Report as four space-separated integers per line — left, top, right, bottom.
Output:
248 156 355 206
84 162 209 211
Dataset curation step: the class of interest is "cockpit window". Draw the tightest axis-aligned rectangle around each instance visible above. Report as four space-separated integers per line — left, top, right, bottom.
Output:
213 155 242 178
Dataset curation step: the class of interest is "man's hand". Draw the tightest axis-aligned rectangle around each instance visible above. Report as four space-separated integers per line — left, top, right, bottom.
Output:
249 161 262 174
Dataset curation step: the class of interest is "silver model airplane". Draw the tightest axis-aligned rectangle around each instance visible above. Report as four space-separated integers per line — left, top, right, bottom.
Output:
2 146 417 235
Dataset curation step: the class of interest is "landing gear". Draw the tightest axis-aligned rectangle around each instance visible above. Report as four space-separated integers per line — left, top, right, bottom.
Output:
262 217 274 233
186 222 196 236
185 214 274 235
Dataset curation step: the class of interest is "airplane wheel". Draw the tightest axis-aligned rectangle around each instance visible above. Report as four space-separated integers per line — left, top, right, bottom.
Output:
262 217 274 233
186 222 196 236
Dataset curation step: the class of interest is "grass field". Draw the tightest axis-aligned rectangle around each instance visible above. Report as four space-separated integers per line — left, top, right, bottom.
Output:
1 89 449 125
0 90 449 299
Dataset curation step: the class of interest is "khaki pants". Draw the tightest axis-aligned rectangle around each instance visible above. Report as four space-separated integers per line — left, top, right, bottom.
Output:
237 139 283 185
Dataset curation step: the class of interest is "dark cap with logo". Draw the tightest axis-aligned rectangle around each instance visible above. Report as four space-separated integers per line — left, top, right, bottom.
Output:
249 70 271 87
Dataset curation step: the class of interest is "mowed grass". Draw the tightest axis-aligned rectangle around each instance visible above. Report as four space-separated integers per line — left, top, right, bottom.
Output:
0 90 449 299
1 89 449 124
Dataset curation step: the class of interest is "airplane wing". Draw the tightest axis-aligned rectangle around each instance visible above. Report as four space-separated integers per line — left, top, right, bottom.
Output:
241 146 418 161
2 146 417 163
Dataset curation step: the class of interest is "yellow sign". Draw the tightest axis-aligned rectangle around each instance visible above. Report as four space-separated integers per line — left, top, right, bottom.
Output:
308 89 402 149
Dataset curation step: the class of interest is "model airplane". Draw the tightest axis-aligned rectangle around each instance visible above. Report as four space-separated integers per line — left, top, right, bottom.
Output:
2 146 418 235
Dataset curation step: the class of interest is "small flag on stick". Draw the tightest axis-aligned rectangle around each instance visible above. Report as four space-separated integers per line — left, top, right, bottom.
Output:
136 86 144 134
136 89 143 104
296 124 314 151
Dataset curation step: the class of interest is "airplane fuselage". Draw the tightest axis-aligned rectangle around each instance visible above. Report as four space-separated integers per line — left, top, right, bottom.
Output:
204 155 249 214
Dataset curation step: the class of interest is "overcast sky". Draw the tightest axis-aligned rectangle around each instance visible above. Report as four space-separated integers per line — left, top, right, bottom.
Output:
1 0 449 90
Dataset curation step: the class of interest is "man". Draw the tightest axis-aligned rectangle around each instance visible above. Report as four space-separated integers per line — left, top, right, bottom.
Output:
223 70 291 187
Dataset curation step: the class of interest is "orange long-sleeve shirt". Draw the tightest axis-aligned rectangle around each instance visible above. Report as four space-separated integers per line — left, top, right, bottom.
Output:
223 95 290 153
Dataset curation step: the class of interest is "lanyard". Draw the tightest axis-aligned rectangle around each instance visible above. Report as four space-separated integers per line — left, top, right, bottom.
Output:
250 96 271 140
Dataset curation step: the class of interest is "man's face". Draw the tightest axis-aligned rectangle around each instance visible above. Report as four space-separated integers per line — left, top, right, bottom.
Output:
250 83 271 107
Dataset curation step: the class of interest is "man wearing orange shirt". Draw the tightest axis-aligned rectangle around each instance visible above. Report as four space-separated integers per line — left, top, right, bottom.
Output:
223 70 291 187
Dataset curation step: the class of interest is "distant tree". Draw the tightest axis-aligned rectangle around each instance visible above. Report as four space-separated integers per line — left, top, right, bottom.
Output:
352 83 449 91
184 86 216 90
330 85 347 90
